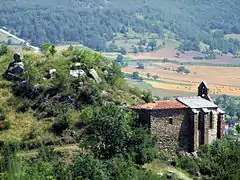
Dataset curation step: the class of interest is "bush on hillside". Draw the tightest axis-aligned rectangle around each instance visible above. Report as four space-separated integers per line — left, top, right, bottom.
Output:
0 121 11 131
52 115 70 135
0 45 10 56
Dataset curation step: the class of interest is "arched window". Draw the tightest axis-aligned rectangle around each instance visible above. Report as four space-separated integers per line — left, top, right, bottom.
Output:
169 117 173 125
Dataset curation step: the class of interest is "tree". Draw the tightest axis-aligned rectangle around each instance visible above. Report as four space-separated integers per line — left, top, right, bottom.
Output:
0 44 10 56
152 75 159 80
236 123 240 134
40 43 52 54
120 47 127 55
49 45 57 56
73 154 109 179
142 90 153 103
115 55 123 64
146 73 151 78
185 69 190 74
138 46 145 52
82 104 132 159
132 72 142 80
108 43 119 52
138 39 147 46
236 109 240 120
148 40 157 51
229 111 235 120
175 52 180 58
132 46 139 54
177 66 190 74
136 62 144 69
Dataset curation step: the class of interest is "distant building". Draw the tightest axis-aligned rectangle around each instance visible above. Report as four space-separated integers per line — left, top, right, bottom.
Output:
132 81 225 152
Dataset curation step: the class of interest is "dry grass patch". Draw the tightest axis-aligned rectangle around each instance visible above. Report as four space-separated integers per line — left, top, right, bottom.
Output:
0 88 57 143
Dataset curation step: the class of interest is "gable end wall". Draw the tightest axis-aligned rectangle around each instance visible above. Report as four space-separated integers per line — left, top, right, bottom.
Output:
150 109 190 152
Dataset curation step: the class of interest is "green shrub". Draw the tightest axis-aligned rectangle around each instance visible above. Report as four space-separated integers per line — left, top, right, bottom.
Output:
178 157 199 176
0 113 6 121
0 44 10 56
0 121 11 131
72 154 109 180
142 90 153 103
0 106 7 121
52 115 70 135
3 121 11 130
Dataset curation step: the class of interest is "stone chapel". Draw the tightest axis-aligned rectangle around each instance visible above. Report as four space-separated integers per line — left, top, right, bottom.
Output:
132 81 225 152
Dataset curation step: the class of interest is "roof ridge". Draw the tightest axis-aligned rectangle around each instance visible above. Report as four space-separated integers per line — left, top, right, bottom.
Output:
132 100 188 110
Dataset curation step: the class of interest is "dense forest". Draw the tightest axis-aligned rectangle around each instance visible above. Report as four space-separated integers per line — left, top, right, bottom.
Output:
1 0 240 53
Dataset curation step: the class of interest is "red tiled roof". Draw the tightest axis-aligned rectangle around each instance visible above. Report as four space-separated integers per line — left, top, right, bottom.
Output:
132 100 188 110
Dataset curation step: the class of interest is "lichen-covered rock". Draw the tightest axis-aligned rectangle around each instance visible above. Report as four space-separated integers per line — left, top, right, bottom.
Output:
70 69 86 78
103 70 108 77
48 69 56 78
4 53 25 81
89 69 101 83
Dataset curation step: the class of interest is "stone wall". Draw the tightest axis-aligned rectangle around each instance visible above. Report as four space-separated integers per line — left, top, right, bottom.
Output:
192 108 222 151
217 113 225 140
208 110 218 144
134 107 224 153
150 109 189 152
135 109 151 128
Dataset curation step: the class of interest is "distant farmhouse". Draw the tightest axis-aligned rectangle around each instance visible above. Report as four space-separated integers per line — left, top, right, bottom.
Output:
132 81 225 152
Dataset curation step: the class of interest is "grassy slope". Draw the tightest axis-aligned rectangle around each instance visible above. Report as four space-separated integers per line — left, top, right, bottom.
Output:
0 84 57 143
144 159 193 180
0 53 57 143
0 49 194 178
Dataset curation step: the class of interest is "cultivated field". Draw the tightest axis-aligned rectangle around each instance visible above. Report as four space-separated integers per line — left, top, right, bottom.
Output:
122 60 240 96
225 34 240 40
128 48 240 65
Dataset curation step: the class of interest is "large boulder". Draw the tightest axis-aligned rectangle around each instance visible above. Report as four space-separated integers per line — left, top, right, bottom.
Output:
70 69 86 78
4 53 25 81
47 69 56 79
89 69 101 83
8 62 24 75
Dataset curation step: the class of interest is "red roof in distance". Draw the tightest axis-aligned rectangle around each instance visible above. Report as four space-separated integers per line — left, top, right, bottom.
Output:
132 100 188 110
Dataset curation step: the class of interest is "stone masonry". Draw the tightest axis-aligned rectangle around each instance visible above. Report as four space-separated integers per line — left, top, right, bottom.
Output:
132 81 225 153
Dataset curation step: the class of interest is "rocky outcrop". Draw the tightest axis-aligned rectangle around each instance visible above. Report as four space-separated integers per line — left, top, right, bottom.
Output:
69 63 86 78
89 69 101 83
4 53 25 81
70 69 86 78
48 69 56 78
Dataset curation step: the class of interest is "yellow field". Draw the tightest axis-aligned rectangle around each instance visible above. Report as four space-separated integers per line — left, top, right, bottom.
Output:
122 62 240 96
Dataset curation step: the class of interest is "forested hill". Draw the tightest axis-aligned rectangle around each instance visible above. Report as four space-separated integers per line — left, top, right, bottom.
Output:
1 0 240 53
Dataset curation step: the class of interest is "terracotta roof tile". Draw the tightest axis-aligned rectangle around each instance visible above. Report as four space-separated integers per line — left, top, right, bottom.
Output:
132 100 188 110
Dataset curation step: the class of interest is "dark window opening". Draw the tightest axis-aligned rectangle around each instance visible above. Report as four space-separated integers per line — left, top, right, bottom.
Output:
169 118 173 125
198 112 202 130
210 111 213 129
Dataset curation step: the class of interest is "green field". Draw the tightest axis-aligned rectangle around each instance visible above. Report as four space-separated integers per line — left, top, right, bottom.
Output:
126 78 196 97
108 28 181 52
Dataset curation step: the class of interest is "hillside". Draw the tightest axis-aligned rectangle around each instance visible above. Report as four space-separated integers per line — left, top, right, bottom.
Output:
0 45 193 179
0 45 148 144
0 45 240 179
1 0 240 54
